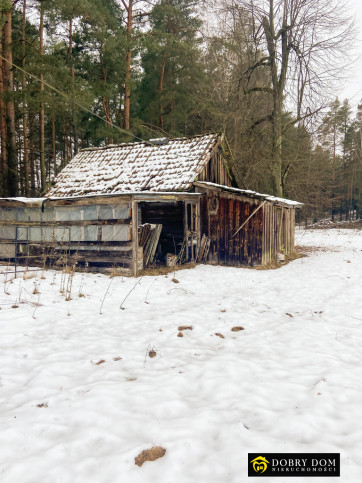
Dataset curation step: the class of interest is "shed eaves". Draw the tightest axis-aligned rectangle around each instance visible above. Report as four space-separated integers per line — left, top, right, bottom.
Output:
47 134 221 197
194 182 304 208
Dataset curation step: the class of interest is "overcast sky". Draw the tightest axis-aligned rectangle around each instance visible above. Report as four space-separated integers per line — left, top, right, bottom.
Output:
341 0 362 109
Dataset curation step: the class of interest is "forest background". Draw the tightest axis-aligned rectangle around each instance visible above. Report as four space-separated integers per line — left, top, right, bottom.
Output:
0 0 360 223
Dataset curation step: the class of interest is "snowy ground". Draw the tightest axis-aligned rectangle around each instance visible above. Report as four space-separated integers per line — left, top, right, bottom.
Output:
0 228 361 482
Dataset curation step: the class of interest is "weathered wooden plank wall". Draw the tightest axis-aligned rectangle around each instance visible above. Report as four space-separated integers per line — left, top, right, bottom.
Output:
0 199 134 271
198 151 232 187
0 191 297 272
262 205 296 264
200 190 263 266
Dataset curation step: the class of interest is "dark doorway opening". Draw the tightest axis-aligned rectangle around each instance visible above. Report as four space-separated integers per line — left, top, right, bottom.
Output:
139 201 184 264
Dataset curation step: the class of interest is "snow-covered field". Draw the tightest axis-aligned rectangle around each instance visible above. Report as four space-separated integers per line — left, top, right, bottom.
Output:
0 228 361 482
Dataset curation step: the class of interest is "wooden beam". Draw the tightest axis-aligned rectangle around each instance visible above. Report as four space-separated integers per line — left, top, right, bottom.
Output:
134 193 201 202
131 199 138 277
0 219 131 227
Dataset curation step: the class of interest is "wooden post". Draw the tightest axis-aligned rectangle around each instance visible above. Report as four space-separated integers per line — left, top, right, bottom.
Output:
131 198 138 277
195 199 201 260
191 204 195 262
184 202 189 262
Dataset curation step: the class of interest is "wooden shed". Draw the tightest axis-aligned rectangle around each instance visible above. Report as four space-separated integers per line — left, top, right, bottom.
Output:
0 133 302 274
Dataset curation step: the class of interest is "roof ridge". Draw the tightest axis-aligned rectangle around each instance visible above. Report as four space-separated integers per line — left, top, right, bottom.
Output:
78 132 221 153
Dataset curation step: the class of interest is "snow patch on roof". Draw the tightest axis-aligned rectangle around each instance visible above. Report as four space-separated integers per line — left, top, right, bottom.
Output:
195 182 304 207
0 197 47 204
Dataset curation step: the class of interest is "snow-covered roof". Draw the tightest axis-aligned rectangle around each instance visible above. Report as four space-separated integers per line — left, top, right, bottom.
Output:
0 192 201 207
47 134 222 197
194 182 304 208
0 197 47 204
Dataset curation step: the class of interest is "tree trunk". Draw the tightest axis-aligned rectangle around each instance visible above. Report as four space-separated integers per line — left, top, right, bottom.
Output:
16 113 24 193
29 115 35 195
261 0 290 198
102 96 113 144
52 114 56 176
101 60 113 144
271 93 283 197
39 1 46 193
69 16 78 155
118 91 123 129
158 55 166 129
331 122 336 221
22 0 29 196
124 0 132 130
4 8 18 196
0 22 7 196
64 125 69 168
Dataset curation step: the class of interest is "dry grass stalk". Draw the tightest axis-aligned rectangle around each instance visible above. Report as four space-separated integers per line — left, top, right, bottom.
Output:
120 278 142 310
99 279 113 314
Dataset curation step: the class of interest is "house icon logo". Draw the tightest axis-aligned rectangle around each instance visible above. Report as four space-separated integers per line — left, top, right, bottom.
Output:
250 456 270 475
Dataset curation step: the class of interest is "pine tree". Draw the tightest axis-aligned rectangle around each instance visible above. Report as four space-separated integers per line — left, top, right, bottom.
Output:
2 0 17 196
138 0 205 135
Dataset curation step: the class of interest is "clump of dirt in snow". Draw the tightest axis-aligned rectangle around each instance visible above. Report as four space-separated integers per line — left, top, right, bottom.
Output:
177 332 183 337
231 326 244 332
215 333 225 338
178 325 192 331
149 350 157 358
135 446 166 467
37 403 48 408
